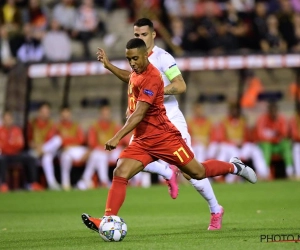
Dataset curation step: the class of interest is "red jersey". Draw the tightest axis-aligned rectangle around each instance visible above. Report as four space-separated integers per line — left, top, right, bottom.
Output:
88 120 120 150
290 114 300 142
128 63 180 141
0 125 24 155
256 114 288 143
187 117 213 146
219 117 248 146
27 118 56 145
56 120 85 147
210 123 223 142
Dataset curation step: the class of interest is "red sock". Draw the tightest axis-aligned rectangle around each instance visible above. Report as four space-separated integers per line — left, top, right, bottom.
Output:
202 160 234 178
104 176 128 216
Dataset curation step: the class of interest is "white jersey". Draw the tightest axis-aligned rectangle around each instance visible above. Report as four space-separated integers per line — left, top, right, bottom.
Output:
148 46 180 119
148 46 192 148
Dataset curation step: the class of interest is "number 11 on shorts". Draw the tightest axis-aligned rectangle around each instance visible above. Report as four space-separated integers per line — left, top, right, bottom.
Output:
173 146 190 163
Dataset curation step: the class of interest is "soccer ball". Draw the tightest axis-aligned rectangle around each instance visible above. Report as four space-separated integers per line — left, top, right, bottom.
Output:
99 215 127 242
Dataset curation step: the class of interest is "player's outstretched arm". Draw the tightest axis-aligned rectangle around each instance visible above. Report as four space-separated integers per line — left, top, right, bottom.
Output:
105 101 150 151
96 48 131 83
159 52 186 95
164 74 186 95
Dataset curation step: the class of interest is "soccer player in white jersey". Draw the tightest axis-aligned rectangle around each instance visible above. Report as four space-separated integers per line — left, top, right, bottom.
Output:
83 18 224 230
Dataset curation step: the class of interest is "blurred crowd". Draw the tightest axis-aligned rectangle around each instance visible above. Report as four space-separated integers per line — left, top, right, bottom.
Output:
1 94 300 193
1 0 300 192
163 0 300 55
0 0 114 73
188 100 300 183
0 100 131 192
2 0 300 73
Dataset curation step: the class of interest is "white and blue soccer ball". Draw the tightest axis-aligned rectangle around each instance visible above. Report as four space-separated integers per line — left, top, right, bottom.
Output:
99 215 127 242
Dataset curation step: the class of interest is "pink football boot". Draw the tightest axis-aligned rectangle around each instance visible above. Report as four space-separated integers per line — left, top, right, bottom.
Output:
208 206 224 230
166 165 179 199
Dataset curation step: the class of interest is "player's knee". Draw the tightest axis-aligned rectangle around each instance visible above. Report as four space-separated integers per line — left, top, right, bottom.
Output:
181 160 206 180
188 165 206 180
189 172 205 180
182 172 192 180
113 164 131 179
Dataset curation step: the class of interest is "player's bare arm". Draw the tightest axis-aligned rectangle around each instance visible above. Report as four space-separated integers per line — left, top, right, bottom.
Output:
164 74 186 95
105 101 150 151
97 48 131 83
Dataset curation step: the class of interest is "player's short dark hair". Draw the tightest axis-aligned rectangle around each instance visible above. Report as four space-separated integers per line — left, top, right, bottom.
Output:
38 101 51 109
133 18 154 30
2 108 11 117
267 101 278 113
60 104 70 111
99 98 110 109
268 100 277 108
126 38 147 51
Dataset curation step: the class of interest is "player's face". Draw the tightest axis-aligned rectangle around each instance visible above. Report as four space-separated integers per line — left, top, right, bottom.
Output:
3 113 13 127
133 25 156 52
38 105 50 120
193 104 203 117
60 109 71 121
126 48 148 74
100 106 111 121
229 105 240 118
268 104 278 119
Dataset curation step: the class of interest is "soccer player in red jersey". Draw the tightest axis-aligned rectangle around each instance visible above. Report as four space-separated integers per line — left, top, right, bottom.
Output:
81 38 257 232
99 18 224 230
256 102 293 177
0 110 43 192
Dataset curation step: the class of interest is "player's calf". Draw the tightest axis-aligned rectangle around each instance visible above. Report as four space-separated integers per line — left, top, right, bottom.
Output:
179 159 206 180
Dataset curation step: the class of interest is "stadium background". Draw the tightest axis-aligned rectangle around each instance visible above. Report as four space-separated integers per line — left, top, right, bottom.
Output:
1 0 300 187
2 1 300 249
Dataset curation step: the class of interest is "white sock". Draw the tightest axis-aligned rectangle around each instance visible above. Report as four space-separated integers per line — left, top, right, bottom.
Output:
143 161 173 180
81 150 102 183
232 163 238 174
60 153 72 187
140 172 151 188
286 166 294 177
92 151 109 184
81 162 96 182
130 172 142 186
96 164 110 185
189 178 221 214
41 153 57 186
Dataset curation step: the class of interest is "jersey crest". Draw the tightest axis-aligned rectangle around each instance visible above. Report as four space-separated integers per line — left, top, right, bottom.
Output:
143 89 154 96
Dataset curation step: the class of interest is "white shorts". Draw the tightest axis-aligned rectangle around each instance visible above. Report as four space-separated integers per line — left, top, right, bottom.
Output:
62 146 88 161
166 106 192 151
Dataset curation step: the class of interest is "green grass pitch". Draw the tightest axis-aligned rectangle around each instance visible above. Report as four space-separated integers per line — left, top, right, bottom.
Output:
1 180 300 250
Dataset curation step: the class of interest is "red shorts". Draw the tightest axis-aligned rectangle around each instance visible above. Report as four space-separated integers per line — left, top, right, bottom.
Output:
119 133 194 167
